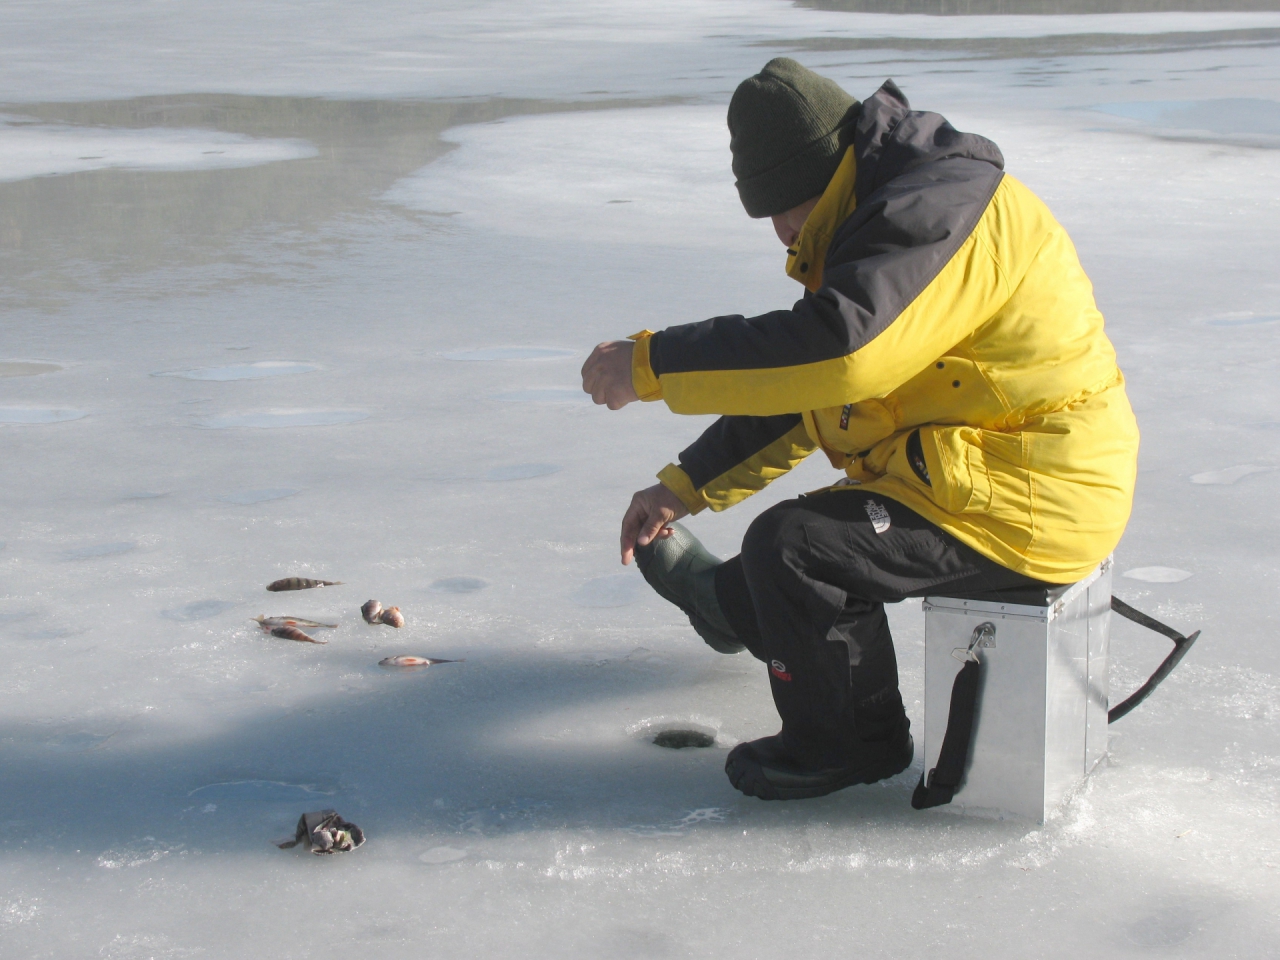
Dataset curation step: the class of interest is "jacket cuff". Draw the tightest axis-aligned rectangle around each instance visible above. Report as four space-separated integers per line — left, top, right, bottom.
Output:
627 330 662 402
657 463 708 515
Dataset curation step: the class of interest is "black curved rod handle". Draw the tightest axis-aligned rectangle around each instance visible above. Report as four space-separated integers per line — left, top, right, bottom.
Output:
1107 596 1201 724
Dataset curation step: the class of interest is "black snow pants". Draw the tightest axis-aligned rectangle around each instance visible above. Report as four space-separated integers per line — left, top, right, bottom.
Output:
713 487 1049 767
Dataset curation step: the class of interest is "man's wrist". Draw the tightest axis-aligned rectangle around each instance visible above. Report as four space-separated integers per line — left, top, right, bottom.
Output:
627 330 662 402
656 464 707 515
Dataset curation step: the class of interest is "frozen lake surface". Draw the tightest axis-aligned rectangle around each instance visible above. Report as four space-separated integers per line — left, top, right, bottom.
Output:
2 1 1279 957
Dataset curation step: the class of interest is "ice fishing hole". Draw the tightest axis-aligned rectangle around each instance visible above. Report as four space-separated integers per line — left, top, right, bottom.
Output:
652 729 716 749
632 718 722 750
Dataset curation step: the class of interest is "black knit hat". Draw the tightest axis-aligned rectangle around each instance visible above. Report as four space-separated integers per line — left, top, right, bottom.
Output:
728 58 861 219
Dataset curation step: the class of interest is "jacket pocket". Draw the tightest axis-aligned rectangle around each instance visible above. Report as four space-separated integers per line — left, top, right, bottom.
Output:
925 426 993 514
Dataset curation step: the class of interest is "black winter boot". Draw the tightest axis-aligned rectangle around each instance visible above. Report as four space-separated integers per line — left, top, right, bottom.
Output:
724 723 914 801
634 522 745 654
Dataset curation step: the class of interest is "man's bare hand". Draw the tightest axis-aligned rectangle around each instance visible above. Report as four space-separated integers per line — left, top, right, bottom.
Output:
581 340 639 410
620 483 689 565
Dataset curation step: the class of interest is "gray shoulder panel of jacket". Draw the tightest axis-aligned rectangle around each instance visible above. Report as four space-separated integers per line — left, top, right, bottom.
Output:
649 160 1004 376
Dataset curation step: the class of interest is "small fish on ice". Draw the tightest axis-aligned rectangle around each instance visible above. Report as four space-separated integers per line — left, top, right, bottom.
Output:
266 577 343 592
269 624 326 644
252 615 338 630
362 600 404 627
378 656 462 668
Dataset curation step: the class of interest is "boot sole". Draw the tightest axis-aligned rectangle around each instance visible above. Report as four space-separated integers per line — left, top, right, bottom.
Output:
725 736 914 801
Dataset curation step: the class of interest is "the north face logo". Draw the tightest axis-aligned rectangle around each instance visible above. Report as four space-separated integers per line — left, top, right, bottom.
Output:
769 660 792 682
864 500 891 534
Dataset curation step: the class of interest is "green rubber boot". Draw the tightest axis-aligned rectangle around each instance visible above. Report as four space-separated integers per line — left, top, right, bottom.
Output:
634 522 745 654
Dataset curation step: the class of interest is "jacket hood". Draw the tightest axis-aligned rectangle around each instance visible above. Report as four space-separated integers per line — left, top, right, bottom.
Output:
853 80 1005 200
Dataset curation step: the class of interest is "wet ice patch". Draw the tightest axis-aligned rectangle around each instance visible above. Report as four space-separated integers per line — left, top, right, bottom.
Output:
484 463 560 481
0 406 86 424
196 409 368 428
419 846 468 864
62 541 134 560
188 780 335 803
1123 566 1193 583
218 488 300 504
0 116 317 183
48 731 113 752
1093 98 1280 147
1190 464 1270 485
161 599 236 622
491 388 590 403
122 491 168 501
571 574 642 607
154 360 320 381
442 347 576 362
430 576 488 594
0 360 61 378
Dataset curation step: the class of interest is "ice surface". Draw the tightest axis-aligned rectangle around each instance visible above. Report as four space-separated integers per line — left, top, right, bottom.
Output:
483 463 561 481
0 406 86 424
429 577 489 594
571 573 645 607
187 780 336 803
61 541 136 560
160 600 239 622
1093 98 1280 146
0 360 60 378
1189 464 1271 485
1123 566 1195 583
1203 312 1280 326
217 487 301 504
194 409 369 428
419 845 469 863
155 361 320 381
0 116 316 183
490 388 593 403
441 347 577 361
3 2 1280 958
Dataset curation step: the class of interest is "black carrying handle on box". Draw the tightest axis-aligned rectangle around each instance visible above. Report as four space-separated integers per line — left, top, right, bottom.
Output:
1106 596 1200 723
911 598 1200 810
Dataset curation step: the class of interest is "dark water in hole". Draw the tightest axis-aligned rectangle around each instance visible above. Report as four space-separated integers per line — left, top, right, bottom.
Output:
652 730 715 749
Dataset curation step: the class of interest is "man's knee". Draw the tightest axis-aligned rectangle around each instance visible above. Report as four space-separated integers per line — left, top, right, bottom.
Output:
740 499 808 582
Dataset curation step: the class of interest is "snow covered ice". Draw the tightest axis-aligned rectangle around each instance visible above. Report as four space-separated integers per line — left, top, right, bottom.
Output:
2 1 1280 957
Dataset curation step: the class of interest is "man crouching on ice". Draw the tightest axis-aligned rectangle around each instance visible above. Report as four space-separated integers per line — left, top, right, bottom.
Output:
580 59 1138 802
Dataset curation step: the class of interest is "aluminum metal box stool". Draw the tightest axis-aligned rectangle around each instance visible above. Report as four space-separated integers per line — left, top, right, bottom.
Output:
919 557 1113 823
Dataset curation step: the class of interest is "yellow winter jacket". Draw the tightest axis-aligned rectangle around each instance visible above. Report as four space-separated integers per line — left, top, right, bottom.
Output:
632 80 1138 584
